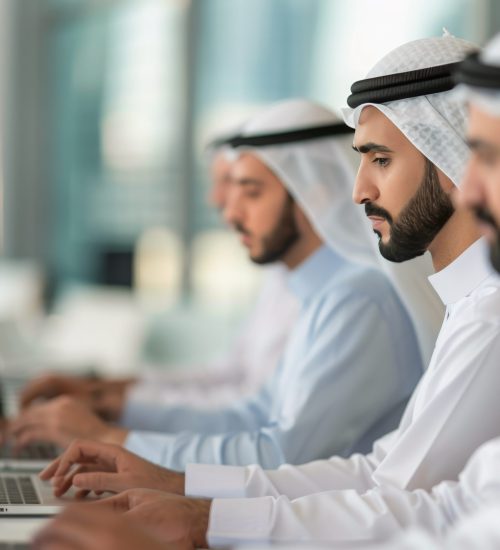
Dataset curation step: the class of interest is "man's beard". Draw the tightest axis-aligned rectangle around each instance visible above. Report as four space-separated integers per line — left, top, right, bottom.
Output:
365 160 455 263
235 194 300 265
474 206 500 274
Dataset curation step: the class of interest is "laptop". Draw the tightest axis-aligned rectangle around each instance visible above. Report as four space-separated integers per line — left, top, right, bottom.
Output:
0 472 75 516
0 442 59 472
0 377 60 470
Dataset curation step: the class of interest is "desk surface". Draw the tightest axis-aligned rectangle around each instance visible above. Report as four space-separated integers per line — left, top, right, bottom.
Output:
0 517 48 542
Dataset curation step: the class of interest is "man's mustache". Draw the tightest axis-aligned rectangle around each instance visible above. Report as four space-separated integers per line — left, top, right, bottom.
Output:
364 203 394 225
233 222 251 236
473 206 498 231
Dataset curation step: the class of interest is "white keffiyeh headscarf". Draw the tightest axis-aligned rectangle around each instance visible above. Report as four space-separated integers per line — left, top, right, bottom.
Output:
225 99 378 269
455 33 500 116
343 33 478 186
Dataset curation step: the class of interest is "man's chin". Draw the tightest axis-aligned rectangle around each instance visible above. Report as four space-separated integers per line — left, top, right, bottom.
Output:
377 236 427 263
250 248 285 265
249 250 268 265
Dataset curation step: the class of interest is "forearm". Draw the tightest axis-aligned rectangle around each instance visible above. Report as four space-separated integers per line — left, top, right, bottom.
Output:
121 396 266 434
184 433 386 503
134 359 244 392
125 427 290 472
207 482 461 546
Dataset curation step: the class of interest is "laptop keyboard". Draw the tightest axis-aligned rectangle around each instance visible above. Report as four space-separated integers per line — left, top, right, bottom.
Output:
0 544 30 550
0 475 40 505
0 379 59 462
0 442 58 461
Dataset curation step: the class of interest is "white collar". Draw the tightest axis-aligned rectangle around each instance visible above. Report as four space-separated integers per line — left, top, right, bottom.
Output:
428 238 495 306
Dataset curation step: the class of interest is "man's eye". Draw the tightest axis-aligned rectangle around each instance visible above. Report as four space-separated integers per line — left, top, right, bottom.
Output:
244 190 261 198
372 157 390 167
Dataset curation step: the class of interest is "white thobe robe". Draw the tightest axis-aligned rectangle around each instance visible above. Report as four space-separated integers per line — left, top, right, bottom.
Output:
184 239 500 546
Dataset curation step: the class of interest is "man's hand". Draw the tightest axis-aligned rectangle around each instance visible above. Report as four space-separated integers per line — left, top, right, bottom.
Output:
8 396 128 450
32 503 193 550
91 489 210 548
20 373 136 420
91 380 134 422
19 373 99 409
40 439 186 497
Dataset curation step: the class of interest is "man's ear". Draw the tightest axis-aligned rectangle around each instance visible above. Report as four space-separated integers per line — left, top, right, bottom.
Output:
293 202 314 234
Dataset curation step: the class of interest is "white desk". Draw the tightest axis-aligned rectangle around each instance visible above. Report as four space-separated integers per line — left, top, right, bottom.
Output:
0 517 48 543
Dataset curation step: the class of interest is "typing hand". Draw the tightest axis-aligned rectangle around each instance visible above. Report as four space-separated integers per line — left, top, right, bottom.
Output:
0 416 8 447
20 373 136 421
89 489 210 548
91 380 134 422
32 503 192 550
40 439 185 498
8 396 128 451
19 373 97 409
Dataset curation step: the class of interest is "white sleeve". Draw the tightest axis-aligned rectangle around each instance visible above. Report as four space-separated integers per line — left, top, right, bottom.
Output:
207 479 459 546
206 486 451 546
367 505 500 550
231 505 500 550
186 431 397 500
224 439 500 549
206 436 500 546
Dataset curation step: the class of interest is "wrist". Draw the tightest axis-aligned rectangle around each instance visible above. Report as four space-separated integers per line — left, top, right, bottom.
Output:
159 471 185 496
190 498 211 548
101 426 129 446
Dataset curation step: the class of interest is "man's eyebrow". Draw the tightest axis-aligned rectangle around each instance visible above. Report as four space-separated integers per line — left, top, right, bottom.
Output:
352 142 394 154
467 137 500 155
234 177 264 186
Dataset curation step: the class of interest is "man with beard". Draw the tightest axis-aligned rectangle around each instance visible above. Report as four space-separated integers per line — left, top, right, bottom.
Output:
8 99 422 471
372 30 500 550
16 142 300 421
26 34 500 550
35 34 500 549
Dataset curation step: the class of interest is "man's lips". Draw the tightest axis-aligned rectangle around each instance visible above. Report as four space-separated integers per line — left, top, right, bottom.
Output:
367 216 387 231
239 233 252 246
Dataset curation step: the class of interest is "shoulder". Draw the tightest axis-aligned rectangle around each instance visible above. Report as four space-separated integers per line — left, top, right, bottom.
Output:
312 266 396 323
323 264 397 306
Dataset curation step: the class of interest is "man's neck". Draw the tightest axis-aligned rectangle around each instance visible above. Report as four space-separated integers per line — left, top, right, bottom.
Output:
428 209 482 272
282 235 323 270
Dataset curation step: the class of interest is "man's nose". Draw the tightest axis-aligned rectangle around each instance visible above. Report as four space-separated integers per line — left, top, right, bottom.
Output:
353 164 380 205
222 185 244 227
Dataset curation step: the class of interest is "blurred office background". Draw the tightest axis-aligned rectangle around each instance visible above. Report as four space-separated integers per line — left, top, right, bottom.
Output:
0 0 496 375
